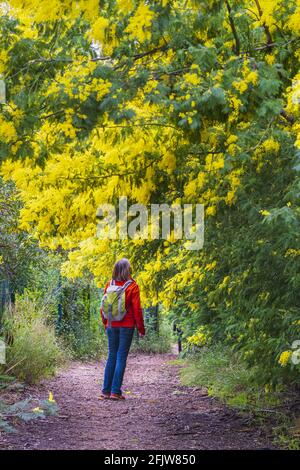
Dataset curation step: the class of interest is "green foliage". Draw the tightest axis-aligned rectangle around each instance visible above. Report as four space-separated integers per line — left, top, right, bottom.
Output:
0 178 43 298
131 316 174 354
0 396 58 433
178 344 300 449
21 259 107 360
22 252 63 319
171 133 300 385
179 344 264 404
2 297 66 383
62 315 107 360
56 277 107 359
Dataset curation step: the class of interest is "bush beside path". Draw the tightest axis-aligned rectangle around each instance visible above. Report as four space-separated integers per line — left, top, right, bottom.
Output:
0 353 274 450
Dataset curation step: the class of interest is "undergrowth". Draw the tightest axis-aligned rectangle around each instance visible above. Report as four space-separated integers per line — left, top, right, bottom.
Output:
1 298 66 384
174 344 300 449
131 319 174 354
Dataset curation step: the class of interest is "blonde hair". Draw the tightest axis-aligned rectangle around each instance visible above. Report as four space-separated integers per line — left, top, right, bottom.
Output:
112 258 131 281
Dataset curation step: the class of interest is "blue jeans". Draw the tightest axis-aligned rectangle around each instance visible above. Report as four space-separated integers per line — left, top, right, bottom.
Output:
102 327 134 395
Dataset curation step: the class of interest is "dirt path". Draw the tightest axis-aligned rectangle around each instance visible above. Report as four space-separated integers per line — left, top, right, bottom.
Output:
0 352 274 450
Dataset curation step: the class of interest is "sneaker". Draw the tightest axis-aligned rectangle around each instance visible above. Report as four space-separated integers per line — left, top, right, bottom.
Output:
99 392 111 400
110 393 125 400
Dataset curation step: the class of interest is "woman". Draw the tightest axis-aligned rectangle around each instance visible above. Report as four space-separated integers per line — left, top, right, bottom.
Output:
100 258 145 400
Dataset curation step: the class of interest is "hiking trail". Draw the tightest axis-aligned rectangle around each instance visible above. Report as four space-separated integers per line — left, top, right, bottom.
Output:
0 352 274 450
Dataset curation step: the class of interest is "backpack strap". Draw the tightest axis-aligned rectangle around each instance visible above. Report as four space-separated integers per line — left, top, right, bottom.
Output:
122 279 133 291
110 279 132 289
104 279 115 328
116 279 133 317
108 303 113 328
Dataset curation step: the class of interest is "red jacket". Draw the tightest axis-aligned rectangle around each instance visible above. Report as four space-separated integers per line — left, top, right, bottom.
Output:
100 278 145 336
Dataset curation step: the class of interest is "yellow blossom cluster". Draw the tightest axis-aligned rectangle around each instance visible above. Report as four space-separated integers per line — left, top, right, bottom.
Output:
125 3 155 42
187 326 210 347
0 116 17 142
232 59 259 94
278 350 292 367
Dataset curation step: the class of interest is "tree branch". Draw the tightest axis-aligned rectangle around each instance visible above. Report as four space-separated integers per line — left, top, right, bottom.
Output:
254 0 273 49
225 0 240 55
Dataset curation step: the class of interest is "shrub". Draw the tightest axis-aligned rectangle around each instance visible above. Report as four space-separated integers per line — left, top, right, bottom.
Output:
179 343 263 405
61 316 107 360
131 318 174 354
178 344 300 449
2 297 66 383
